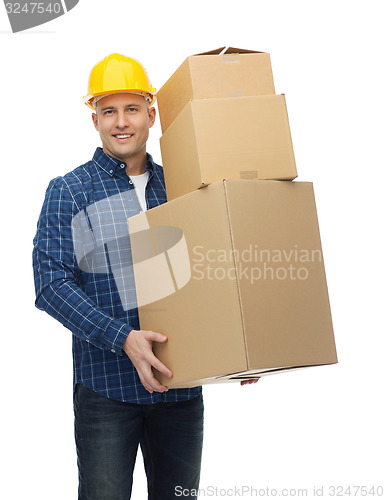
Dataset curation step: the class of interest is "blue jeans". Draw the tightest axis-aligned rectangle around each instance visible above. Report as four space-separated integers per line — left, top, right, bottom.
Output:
74 383 204 499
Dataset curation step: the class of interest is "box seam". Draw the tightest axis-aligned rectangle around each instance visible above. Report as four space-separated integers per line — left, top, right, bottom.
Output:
281 94 297 176
191 101 206 189
222 180 249 368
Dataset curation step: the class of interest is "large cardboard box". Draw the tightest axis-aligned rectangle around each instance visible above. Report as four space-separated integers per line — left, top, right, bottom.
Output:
128 180 337 388
157 47 275 133
160 94 297 200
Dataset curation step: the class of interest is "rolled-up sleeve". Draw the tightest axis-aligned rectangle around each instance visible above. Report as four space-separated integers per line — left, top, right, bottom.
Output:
32 178 132 355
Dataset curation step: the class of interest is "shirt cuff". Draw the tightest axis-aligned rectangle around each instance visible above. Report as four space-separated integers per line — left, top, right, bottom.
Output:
103 321 133 355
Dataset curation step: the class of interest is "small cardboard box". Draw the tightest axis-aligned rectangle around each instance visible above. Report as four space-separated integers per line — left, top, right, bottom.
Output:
160 94 297 201
128 180 337 389
157 47 275 133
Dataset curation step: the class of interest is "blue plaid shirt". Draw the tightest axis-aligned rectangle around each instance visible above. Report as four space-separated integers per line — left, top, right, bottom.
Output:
33 147 202 404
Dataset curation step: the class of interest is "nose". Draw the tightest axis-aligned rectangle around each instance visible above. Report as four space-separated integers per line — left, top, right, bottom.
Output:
116 110 129 129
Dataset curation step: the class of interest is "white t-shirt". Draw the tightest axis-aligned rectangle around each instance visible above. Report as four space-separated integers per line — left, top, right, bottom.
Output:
129 171 149 212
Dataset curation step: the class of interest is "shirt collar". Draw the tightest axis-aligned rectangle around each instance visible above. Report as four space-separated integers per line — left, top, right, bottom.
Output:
92 147 155 178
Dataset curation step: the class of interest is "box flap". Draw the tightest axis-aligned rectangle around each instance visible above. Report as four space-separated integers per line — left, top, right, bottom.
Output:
194 46 263 56
194 46 226 56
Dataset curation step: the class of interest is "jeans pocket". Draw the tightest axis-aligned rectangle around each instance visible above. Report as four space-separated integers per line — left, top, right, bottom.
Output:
73 383 81 411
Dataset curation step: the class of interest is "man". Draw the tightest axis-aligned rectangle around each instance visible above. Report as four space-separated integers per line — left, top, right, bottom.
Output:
33 53 203 500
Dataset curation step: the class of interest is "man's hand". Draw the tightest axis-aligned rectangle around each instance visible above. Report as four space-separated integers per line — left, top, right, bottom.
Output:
240 378 260 386
123 329 172 394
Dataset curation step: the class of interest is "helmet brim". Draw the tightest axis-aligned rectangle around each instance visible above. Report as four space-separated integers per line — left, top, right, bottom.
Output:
83 89 156 110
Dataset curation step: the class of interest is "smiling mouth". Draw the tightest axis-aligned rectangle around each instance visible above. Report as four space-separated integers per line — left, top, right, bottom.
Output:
114 134 133 139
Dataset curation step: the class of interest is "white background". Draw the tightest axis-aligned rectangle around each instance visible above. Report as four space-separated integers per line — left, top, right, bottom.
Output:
1 0 384 498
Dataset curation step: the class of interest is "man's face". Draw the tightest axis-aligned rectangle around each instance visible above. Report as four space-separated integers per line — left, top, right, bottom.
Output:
92 93 156 165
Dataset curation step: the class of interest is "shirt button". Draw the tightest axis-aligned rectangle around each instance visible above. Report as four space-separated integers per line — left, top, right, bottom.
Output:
111 349 116 353
86 339 90 343
120 163 125 169
128 180 133 185
109 169 113 174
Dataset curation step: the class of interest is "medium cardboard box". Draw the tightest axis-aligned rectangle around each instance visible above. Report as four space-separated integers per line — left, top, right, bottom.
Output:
160 94 297 201
157 47 275 133
128 180 337 389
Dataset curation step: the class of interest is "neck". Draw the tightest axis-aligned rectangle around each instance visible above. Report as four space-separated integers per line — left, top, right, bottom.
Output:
124 149 147 176
125 158 147 176
125 150 147 176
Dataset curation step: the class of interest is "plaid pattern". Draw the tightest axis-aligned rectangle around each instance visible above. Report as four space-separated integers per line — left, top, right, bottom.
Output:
33 148 202 404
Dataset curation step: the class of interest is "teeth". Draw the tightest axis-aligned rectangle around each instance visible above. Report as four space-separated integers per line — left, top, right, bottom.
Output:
116 134 131 139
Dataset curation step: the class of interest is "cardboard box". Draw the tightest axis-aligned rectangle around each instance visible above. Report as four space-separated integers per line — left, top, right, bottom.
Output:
157 47 275 133
160 94 297 200
128 180 337 388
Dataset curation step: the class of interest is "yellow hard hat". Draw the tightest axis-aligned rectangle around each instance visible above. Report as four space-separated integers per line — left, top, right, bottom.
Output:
83 53 156 109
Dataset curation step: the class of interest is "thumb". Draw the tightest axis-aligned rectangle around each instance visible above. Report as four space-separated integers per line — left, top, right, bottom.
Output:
144 331 168 343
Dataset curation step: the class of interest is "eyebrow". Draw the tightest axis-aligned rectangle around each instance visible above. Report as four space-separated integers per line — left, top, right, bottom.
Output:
100 103 142 112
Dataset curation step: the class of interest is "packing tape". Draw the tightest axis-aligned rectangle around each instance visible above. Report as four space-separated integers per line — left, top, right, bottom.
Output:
227 90 246 97
240 171 259 180
221 53 240 64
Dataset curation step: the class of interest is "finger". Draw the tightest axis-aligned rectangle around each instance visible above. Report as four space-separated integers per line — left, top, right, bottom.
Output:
139 366 169 393
240 378 260 386
145 350 173 379
136 358 170 392
150 380 169 393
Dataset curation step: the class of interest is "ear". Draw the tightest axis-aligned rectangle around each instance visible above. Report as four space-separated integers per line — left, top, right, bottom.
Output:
92 112 99 131
148 106 156 128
